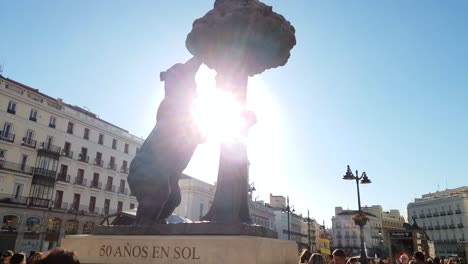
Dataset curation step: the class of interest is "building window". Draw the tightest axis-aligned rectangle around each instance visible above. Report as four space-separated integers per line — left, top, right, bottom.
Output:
54 190 64 209
1 122 15 143
67 122 74 134
117 201 123 212
199 203 204 219
112 139 117 150
75 169 85 185
121 160 128 173
29 109 38 122
119 179 126 194
65 220 78 235
49 116 56 128
106 176 113 192
91 173 100 188
130 203 135 210
83 221 95 234
89 196 96 213
83 128 90 140
26 217 41 232
124 143 129 154
46 217 61 233
72 193 81 211
98 134 104 145
7 101 16 114
104 199 110 215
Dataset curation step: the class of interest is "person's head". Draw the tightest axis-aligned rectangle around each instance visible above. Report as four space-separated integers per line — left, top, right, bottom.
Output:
427 258 433 264
27 252 44 264
413 251 425 263
409 260 416 264
434 257 441 264
348 257 358 264
299 249 313 264
310 253 327 264
400 254 410 264
332 249 346 264
2 250 14 258
10 253 26 264
37 249 80 264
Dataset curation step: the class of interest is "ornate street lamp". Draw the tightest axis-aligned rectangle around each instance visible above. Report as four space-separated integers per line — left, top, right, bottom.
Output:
282 196 295 240
304 210 315 251
343 165 372 264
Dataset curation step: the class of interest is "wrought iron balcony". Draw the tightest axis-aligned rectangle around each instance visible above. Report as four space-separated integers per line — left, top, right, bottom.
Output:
426 213 432 218
120 166 129 174
0 131 15 143
449 224 456 229
29 116 37 122
90 180 102 189
78 154 89 163
88 206 100 215
108 163 117 171
56 173 71 183
0 160 34 175
38 142 61 156
22 137 37 149
434 224 441 229
0 193 28 205
455 209 462 214
447 210 453 215
440 211 447 216
118 187 128 195
61 150 73 159
32 168 56 179
420 214 426 218
458 223 464 228
93 159 104 167
433 212 439 217
53 201 69 210
7 108 16 115
74 177 87 186
441 224 448 229
105 184 116 192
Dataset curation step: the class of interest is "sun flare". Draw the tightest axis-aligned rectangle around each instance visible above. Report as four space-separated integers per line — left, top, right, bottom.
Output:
192 90 246 142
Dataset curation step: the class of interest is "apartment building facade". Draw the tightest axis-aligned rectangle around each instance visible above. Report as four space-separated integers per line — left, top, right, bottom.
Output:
407 186 468 258
0 75 143 252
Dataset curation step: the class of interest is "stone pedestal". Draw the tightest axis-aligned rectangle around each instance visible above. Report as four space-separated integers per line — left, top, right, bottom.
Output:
62 235 297 264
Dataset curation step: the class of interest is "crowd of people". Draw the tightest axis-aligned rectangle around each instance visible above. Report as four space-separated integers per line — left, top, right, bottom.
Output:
0 249 80 264
299 249 466 264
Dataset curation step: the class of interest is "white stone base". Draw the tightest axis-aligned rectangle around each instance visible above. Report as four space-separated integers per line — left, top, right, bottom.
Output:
62 235 297 264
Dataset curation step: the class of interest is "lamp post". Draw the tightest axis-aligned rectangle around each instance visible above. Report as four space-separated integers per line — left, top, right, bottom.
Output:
282 196 295 240
343 165 372 264
304 210 315 251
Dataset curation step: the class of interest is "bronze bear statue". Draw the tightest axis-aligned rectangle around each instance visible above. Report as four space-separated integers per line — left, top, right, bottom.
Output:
128 57 204 225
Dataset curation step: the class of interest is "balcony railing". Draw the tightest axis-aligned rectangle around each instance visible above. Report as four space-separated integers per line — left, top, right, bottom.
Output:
426 213 432 218
61 150 73 159
90 180 102 189
56 173 71 183
74 177 87 186
0 193 28 205
458 223 464 228
78 154 89 163
0 160 34 175
29 116 37 122
447 210 453 215
53 201 69 210
22 137 37 149
0 131 15 143
441 224 448 229
108 163 117 171
7 108 16 115
449 224 456 229
32 168 56 179
455 209 462 214
49 123 56 128
102 208 117 216
94 159 104 167
38 142 61 155
433 212 439 217
428 226 434 230
88 206 100 215
434 224 440 229
118 187 128 195
440 211 447 216
105 184 116 192
420 214 426 218
29 198 50 208
120 166 129 174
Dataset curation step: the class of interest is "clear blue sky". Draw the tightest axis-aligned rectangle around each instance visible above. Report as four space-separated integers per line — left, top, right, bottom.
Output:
1 0 467 226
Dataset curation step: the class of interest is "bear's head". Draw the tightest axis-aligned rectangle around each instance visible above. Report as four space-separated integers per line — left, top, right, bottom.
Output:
160 57 201 99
